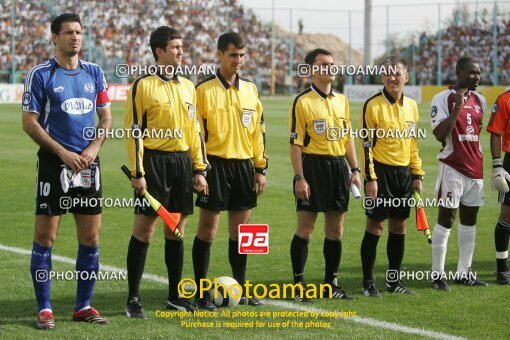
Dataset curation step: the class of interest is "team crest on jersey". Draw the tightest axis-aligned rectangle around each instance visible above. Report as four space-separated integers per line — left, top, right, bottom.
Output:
23 93 31 105
84 83 95 93
466 125 475 135
431 106 438 118
313 120 326 135
242 111 252 127
492 104 498 114
188 104 195 120
53 86 64 93
474 104 481 113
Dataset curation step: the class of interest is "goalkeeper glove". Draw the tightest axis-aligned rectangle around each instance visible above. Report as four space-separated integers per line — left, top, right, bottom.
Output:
492 158 510 193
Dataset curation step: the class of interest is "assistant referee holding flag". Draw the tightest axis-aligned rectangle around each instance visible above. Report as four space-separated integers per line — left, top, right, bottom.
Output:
124 26 209 317
289 48 361 302
192 32 268 310
360 55 424 297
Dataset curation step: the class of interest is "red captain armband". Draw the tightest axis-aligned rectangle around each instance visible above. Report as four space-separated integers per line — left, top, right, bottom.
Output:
96 91 110 106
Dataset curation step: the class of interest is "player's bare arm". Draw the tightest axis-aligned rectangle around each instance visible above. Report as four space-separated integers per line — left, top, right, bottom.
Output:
365 180 377 198
490 132 503 159
253 172 266 197
130 176 147 195
412 178 423 195
194 173 209 196
290 144 310 201
22 111 87 172
433 88 467 142
81 106 112 166
345 139 361 191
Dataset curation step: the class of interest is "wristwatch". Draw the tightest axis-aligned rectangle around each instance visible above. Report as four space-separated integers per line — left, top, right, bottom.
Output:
194 170 207 178
412 175 424 181
294 173 304 181
255 168 267 175
351 167 361 173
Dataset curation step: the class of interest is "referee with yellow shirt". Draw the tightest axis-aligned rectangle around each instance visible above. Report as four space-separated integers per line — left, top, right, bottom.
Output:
192 32 268 310
289 48 361 302
360 55 424 297
124 27 209 317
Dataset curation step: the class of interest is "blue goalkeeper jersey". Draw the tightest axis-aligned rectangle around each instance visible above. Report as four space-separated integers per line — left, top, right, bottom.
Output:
22 57 110 153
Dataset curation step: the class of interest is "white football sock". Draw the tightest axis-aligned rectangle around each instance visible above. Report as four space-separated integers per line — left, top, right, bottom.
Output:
432 224 451 275
457 224 476 276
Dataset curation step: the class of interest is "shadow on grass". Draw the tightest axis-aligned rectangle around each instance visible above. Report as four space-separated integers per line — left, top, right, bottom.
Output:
1 287 169 327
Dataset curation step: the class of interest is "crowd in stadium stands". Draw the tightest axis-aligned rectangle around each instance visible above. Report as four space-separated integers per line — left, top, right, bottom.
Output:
0 0 300 92
0 2 52 78
2 1 510 88
414 19 510 85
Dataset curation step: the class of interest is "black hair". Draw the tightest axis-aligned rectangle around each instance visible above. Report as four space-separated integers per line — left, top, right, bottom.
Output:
150 26 182 61
51 13 81 35
304 48 333 66
217 32 245 52
456 57 476 73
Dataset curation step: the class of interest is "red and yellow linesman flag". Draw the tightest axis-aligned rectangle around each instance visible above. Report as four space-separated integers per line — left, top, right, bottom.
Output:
413 191 431 244
122 166 182 240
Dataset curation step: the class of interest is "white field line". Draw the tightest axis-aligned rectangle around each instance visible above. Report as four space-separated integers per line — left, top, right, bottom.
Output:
0 243 464 340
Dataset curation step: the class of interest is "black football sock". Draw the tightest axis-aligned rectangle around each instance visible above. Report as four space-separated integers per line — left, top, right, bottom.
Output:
290 234 309 284
323 238 341 285
387 232 405 274
495 220 510 272
229 239 247 286
165 238 183 301
192 236 211 284
361 231 380 282
127 235 149 298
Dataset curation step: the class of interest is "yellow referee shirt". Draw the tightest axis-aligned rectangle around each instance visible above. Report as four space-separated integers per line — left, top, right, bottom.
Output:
195 71 268 172
289 83 351 156
124 73 209 177
360 88 424 181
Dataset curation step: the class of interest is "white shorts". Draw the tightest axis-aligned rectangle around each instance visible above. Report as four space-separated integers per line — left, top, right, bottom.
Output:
434 162 484 209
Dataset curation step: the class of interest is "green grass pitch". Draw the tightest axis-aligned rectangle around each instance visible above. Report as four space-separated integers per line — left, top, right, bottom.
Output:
0 98 506 339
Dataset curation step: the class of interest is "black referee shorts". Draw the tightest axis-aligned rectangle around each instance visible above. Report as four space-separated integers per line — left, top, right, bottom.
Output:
499 153 510 206
135 149 193 216
295 154 350 212
365 160 412 221
35 149 102 216
195 155 257 211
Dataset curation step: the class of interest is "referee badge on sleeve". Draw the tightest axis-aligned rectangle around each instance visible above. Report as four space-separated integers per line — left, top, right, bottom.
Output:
242 111 253 127
313 119 326 135
188 104 195 120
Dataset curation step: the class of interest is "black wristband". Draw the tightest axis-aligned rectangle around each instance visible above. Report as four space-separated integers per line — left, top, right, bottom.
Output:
493 158 503 168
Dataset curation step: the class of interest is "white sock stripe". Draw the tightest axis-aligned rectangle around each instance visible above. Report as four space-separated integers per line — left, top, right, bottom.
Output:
496 251 509 259
458 224 476 232
433 224 451 235
497 220 510 229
